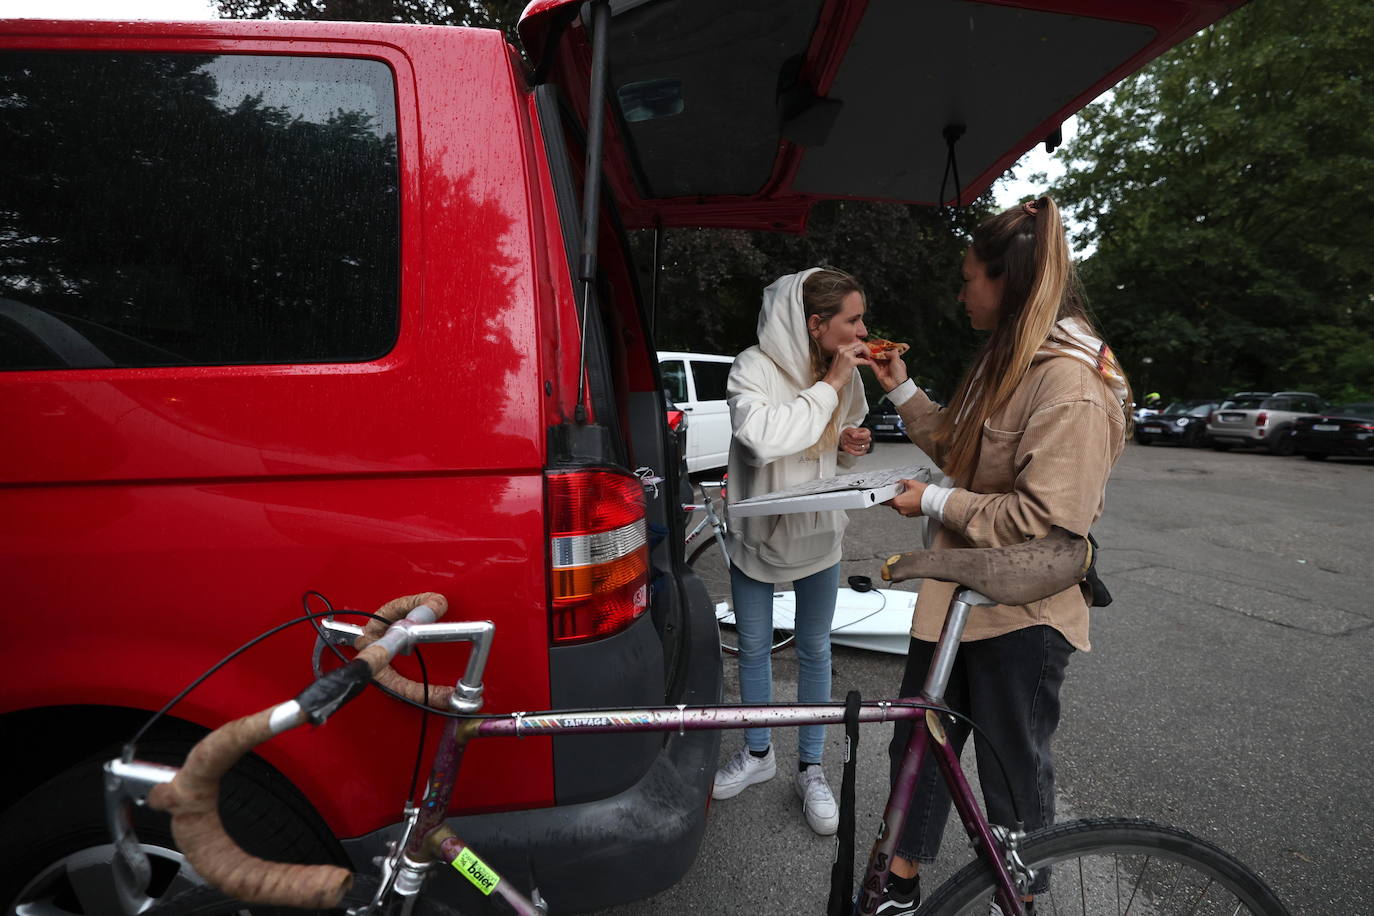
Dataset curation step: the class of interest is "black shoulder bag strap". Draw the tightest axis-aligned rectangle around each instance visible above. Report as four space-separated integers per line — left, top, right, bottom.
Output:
827 690 862 916
1082 532 1113 607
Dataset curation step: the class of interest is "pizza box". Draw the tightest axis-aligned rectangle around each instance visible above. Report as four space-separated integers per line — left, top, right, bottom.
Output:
729 465 933 517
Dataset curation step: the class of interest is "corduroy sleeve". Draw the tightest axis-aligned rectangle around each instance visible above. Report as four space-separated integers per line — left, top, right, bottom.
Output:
892 386 948 465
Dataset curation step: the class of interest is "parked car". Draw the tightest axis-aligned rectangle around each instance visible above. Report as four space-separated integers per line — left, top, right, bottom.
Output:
1292 403 1374 461
862 400 907 440
0 3 1249 911
1206 391 1327 454
1133 399 1218 447
658 352 734 472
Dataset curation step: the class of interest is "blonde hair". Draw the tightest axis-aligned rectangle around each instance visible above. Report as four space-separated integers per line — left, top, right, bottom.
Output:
801 267 865 459
934 197 1132 485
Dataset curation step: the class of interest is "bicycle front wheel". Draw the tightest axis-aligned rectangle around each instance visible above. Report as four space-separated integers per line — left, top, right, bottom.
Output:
920 817 1290 916
686 536 795 657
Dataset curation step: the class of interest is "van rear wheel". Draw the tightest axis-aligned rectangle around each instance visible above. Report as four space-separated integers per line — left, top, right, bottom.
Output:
0 741 344 916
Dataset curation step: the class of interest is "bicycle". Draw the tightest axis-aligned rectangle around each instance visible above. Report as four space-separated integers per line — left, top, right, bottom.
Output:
683 478 797 656
104 529 1290 916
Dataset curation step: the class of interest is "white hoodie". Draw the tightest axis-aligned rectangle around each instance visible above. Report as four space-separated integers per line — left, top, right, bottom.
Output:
725 269 868 583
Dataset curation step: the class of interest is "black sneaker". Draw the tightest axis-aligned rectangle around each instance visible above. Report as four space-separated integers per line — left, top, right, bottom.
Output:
875 877 920 915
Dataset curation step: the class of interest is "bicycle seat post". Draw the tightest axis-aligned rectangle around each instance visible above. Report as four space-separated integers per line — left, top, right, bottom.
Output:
921 586 996 702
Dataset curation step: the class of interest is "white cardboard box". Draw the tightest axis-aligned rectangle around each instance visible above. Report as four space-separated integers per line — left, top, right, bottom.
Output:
729 465 932 518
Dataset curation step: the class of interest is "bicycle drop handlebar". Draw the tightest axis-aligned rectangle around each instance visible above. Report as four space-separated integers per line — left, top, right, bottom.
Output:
142 592 453 909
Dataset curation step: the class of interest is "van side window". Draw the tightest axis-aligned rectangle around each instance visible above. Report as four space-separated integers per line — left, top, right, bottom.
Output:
690 360 731 402
661 360 688 403
0 51 400 370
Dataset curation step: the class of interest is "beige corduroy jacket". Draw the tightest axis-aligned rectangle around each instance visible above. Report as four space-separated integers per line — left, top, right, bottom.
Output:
894 355 1126 651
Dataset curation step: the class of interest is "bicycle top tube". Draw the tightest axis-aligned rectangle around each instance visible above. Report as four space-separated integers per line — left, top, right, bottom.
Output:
473 699 933 739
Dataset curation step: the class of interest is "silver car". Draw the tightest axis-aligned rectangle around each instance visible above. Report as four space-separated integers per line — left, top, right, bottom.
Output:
1206 391 1327 455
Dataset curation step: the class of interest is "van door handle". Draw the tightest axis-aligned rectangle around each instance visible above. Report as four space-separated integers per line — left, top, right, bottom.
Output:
680 405 694 411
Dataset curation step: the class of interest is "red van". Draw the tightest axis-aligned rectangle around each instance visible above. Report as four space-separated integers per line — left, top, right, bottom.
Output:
0 2 1244 912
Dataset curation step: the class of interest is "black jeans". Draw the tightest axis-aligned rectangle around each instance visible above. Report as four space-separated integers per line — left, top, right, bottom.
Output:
887 625 1073 884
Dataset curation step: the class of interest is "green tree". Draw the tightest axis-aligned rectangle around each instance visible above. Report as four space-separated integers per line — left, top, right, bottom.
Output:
1053 0 1374 400
215 0 525 39
637 197 995 401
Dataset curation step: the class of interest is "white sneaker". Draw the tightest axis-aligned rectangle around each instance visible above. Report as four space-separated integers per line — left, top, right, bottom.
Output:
794 764 839 835
712 746 776 799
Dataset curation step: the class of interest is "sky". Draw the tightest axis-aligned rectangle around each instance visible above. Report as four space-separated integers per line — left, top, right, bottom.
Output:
2 0 1073 212
0 0 218 17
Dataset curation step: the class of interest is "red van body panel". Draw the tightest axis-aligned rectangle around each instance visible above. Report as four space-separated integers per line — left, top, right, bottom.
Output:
0 21 562 834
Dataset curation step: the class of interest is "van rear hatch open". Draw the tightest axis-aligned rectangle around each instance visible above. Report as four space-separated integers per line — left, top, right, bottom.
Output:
521 0 1246 231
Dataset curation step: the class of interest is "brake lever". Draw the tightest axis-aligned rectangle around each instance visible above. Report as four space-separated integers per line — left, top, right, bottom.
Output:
103 754 180 916
312 616 366 677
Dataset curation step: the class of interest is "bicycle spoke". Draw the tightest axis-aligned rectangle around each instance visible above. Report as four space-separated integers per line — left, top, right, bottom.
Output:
1115 853 1121 915
1122 854 1150 915
1185 877 1218 914
1078 852 1086 915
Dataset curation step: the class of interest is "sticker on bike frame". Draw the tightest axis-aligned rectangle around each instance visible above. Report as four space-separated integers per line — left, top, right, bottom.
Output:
520 712 656 730
453 847 501 895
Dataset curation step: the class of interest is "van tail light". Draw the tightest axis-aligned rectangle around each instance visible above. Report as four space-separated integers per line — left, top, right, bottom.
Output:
1255 411 1268 427
666 409 685 431
1358 423 1374 432
547 468 650 644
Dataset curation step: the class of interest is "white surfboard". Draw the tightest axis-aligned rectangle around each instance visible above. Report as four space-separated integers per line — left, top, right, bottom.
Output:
715 587 916 655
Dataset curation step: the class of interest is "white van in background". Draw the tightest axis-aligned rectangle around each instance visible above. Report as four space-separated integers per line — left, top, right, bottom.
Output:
659 352 734 472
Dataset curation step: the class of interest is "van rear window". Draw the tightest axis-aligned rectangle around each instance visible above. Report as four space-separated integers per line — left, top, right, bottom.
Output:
0 51 399 370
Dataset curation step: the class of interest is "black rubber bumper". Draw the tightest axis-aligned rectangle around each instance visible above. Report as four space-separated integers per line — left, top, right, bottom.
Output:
340 572 723 913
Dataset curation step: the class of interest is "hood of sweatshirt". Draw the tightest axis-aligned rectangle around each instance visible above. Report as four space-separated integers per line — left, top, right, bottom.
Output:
1034 317 1129 405
756 268 823 391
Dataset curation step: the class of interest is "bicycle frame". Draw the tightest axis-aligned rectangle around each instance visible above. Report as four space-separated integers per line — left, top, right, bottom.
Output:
105 585 1030 916
683 479 729 555
384 586 1029 916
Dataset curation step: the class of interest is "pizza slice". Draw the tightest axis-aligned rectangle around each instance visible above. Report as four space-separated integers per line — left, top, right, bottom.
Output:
865 336 910 358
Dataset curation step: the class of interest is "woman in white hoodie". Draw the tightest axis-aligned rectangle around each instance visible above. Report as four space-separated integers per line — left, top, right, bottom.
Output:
709 267 872 836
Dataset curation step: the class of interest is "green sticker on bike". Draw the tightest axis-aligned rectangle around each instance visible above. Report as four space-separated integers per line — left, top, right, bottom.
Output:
452 847 500 895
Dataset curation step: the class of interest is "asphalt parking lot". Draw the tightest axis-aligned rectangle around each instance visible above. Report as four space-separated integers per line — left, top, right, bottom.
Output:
606 441 1373 915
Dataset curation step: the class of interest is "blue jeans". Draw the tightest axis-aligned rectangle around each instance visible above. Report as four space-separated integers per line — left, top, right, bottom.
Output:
730 561 839 763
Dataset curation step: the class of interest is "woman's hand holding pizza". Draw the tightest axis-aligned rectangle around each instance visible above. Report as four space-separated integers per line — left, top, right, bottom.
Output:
866 337 910 392
823 343 874 391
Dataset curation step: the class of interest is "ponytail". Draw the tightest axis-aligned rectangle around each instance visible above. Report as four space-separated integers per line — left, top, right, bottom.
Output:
934 197 1130 485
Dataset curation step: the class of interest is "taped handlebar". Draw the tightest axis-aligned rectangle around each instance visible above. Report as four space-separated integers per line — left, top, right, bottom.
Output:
146 592 448 909
353 592 456 710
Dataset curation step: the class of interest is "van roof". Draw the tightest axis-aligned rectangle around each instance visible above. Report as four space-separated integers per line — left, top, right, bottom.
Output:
522 0 1249 232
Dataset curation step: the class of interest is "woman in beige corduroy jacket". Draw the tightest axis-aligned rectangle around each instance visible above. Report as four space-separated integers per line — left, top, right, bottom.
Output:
867 197 1131 915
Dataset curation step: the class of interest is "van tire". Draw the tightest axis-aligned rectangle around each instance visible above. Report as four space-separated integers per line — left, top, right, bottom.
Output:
0 740 345 916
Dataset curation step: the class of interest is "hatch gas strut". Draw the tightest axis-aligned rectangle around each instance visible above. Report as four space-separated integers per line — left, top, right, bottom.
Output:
573 0 611 425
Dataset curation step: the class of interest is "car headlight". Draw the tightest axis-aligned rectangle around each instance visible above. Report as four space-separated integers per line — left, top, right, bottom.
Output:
1176 418 1189 428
